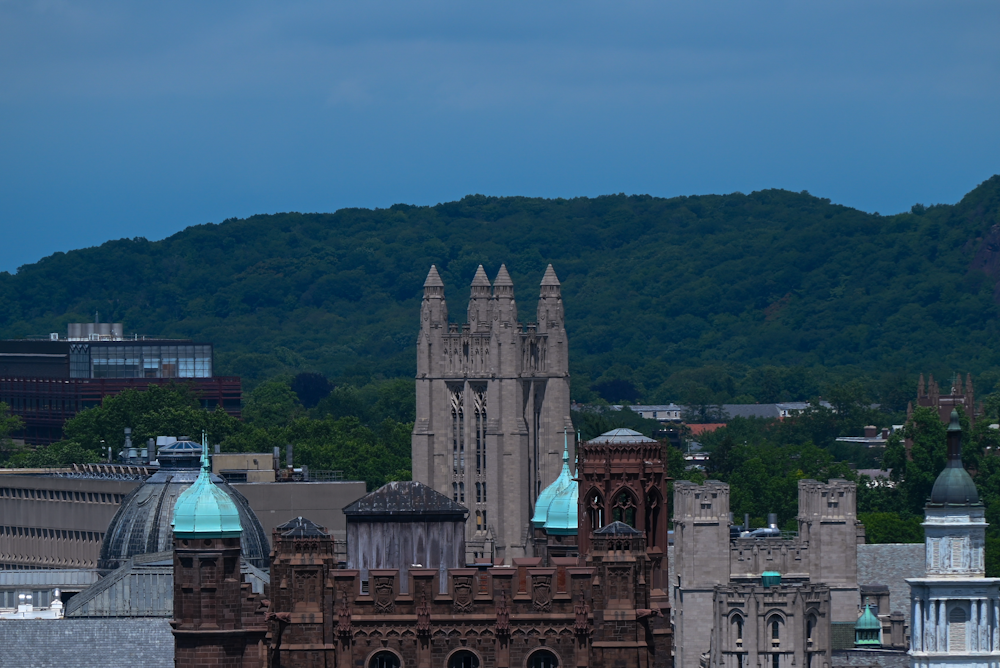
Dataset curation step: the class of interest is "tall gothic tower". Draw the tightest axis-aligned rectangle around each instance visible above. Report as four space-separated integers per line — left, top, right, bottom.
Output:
412 263 573 562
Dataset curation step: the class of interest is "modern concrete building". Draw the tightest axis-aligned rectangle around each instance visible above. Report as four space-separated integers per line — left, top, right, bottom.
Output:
0 321 241 445
1 445 366 570
411 263 573 562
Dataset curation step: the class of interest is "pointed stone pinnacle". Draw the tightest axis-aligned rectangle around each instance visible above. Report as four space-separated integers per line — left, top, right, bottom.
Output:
423 265 444 288
494 264 513 287
471 264 491 287
540 264 560 287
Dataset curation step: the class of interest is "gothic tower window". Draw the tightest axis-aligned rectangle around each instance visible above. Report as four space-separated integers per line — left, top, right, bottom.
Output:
771 617 781 648
459 482 465 503
612 491 636 527
733 615 743 647
473 386 487 473
476 511 483 532
806 615 816 647
476 482 481 503
453 483 458 503
482 482 486 502
451 387 464 475
588 491 605 531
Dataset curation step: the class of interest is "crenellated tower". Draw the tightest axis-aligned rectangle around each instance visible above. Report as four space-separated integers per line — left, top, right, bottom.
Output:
412 263 573 562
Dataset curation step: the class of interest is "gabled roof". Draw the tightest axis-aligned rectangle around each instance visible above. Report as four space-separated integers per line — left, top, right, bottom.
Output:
594 521 642 536
277 516 329 537
344 481 468 520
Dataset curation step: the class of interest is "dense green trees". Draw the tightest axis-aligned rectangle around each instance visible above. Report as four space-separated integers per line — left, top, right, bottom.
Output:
1 178 1000 403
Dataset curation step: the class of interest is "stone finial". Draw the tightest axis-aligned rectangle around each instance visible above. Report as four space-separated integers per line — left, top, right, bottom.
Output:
471 265 491 287
423 265 444 288
540 264 561 287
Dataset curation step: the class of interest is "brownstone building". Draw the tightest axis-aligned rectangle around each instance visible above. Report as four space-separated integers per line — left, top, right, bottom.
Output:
172 427 674 667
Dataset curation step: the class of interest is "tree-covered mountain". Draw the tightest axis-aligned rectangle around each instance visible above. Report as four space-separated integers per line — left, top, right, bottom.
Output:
3 176 1000 405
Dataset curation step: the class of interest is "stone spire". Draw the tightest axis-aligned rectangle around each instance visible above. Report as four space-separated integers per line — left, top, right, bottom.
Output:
468 265 493 332
420 265 447 329
492 264 517 328
536 264 564 335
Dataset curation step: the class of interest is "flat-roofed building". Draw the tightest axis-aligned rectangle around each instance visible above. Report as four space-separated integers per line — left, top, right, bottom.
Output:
0 321 240 444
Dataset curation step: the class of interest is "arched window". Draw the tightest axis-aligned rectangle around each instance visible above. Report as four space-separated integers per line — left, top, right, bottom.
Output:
459 482 465 503
527 649 560 668
612 491 636 527
449 650 480 668
451 388 464 475
368 651 401 668
806 615 816 647
771 617 781 648
588 491 605 531
733 615 744 647
452 483 458 503
473 387 487 474
482 482 487 502
476 482 482 503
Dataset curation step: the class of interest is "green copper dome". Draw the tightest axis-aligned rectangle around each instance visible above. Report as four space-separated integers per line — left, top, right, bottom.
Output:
855 604 881 646
172 434 242 538
532 431 574 529
544 456 579 536
928 410 981 507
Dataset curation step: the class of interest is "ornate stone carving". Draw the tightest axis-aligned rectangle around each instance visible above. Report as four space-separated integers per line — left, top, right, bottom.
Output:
454 576 474 612
532 575 552 612
373 576 395 614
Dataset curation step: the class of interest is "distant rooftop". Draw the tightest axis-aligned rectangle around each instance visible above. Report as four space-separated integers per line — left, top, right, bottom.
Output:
344 481 468 520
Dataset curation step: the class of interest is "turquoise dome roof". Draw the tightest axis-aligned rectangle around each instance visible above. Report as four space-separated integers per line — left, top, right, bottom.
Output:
172 435 242 538
532 432 573 528
856 604 881 631
532 432 578 535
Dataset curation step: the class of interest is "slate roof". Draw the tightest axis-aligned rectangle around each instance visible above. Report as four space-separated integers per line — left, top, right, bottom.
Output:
588 428 657 444
65 551 268 618
0 618 174 668
594 521 642 535
343 481 468 520
277 516 330 537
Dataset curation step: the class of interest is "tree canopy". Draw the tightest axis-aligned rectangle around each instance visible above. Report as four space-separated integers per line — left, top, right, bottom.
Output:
1 177 999 404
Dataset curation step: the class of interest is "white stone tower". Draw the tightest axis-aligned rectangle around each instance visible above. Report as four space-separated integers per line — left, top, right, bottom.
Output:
411 264 573 562
908 409 1000 668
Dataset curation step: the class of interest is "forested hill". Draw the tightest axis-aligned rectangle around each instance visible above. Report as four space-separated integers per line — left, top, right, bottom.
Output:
3 176 1000 406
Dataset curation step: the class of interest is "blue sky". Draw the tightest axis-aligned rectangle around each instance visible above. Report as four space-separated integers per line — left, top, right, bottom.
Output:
1 0 998 273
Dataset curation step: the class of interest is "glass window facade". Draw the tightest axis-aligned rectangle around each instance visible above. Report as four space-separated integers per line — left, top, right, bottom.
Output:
69 343 212 379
